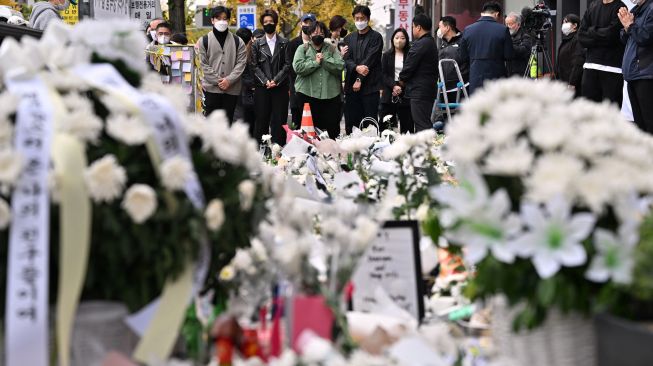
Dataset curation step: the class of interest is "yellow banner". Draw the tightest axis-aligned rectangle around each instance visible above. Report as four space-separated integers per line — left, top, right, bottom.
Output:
59 4 78 25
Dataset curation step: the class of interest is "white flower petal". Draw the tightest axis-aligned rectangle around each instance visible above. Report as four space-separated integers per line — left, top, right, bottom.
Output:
567 213 596 241
557 243 587 267
532 253 561 278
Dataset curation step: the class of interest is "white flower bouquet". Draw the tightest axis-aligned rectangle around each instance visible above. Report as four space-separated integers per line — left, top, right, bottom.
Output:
430 78 653 329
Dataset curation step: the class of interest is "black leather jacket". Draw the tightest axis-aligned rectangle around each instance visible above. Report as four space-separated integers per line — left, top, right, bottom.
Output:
250 34 291 89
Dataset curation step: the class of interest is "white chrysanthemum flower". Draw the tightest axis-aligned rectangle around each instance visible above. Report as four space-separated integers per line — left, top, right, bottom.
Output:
106 113 151 145
205 199 225 231
121 184 158 224
219 265 235 281
339 136 375 154
526 153 584 203
483 138 534 176
268 350 297 366
250 238 268 261
0 197 10 229
262 134 272 142
160 156 192 191
0 150 23 186
181 114 206 138
238 179 256 211
586 227 637 285
353 216 378 251
69 19 148 75
232 249 254 272
57 94 103 143
430 165 489 227
513 196 596 278
84 155 127 203
443 119 488 164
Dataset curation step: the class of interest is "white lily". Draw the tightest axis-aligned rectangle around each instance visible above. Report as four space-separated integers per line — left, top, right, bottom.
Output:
514 196 596 278
446 188 522 264
430 165 489 227
586 226 637 285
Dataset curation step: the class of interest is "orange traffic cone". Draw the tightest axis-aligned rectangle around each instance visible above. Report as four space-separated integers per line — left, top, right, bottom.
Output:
300 103 317 139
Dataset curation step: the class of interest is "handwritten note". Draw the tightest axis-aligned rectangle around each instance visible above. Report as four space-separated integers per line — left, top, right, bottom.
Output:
182 51 191 61
182 62 191 73
352 222 423 321
171 61 180 70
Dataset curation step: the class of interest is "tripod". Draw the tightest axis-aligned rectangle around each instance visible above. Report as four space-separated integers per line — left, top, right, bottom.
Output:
523 31 555 79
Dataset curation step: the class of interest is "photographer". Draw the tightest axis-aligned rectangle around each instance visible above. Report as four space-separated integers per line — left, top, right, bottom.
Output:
505 12 533 76
578 0 626 105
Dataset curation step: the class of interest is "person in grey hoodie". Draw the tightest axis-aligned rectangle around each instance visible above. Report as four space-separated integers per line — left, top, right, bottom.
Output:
29 0 68 31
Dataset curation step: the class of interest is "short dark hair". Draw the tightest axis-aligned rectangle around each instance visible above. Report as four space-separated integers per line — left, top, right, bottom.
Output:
260 9 278 25
352 5 371 19
482 1 502 14
211 6 231 19
307 21 328 37
329 15 347 31
236 27 253 44
413 14 432 31
564 13 581 26
171 33 188 44
156 22 172 31
440 16 457 30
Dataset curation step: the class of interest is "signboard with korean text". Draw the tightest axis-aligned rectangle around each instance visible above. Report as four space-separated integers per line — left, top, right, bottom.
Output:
237 5 256 31
130 0 162 30
92 0 130 19
394 0 413 35
352 221 425 321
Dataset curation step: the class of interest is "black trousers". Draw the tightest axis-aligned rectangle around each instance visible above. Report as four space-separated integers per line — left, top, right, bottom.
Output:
203 91 238 122
234 97 256 138
380 102 414 134
297 93 342 139
344 92 380 134
254 86 290 145
411 98 435 132
581 69 623 107
628 79 653 134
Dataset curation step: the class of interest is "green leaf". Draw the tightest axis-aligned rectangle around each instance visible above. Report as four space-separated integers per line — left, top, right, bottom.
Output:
536 278 557 306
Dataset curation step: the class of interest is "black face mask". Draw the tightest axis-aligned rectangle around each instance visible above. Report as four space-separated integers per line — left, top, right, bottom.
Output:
302 26 311 35
340 29 348 38
312 35 325 46
263 23 276 34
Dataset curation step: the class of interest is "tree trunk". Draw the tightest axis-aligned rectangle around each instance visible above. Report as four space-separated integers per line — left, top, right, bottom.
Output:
169 0 186 33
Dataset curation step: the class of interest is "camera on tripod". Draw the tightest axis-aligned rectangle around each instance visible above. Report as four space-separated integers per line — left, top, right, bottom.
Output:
521 1 552 34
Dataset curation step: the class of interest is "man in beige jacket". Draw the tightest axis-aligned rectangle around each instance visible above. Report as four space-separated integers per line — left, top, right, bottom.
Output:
198 6 247 122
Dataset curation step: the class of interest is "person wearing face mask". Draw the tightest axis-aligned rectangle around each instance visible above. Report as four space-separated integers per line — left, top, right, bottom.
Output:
460 2 514 94
293 21 345 139
555 14 585 97
287 13 317 128
146 18 164 43
250 9 291 145
577 0 627 106
153 22 172 46
619 0 653 133
328 15 349 57
437 16 469 99
343 5 383 134
29 0 67 31
504 12 533 76
398 14 438 132
380 28 414 133
198 6 248 122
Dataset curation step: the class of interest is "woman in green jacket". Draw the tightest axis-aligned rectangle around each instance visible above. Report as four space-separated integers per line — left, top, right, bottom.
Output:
293 21 345 139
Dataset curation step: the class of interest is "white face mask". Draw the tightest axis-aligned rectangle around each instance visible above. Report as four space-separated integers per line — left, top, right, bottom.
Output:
561 22 573 36
355 21 368 31
436 28 444 39
149 30 157 40
214 20 229 32
157 35 170 44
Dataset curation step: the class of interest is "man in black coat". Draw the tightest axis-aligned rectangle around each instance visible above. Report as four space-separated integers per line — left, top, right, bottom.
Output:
556 14 585 97
578 0 626 106
398 13 439 132
251 9 291 145
286 13 315 128
461 1 514 94
505 12 533 76
343 5 384 134
437 16 469 94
